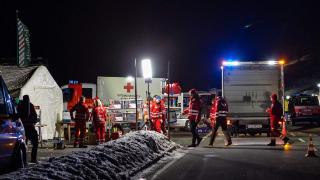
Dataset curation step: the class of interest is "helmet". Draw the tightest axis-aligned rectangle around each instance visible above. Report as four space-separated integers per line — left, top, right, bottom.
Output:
153 95 161 103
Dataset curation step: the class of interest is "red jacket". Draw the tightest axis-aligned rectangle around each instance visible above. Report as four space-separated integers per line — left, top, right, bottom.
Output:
214 97 228 118
92 106 107 123
151 101 166 120
184 98 201 122
269 101 283 123
70 103 90 121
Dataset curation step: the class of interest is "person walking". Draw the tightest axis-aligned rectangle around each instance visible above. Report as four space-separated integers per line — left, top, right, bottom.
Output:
18 95 38 163
266 93 290 146
70 96 90 148
92 99 107 144
208 92 232 147
151 95 166 134
183 89 202 147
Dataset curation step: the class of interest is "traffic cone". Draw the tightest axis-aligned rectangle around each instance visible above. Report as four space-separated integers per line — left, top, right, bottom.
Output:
281 119 287 138
305 134 317 157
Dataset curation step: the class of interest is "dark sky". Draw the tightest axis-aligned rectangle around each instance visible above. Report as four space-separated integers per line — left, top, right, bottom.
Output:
0 0 319 91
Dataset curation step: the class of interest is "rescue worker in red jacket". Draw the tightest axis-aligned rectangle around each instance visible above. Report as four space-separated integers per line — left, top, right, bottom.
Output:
151 95 166 134
266 93 290 146
209 92 232 146
92 99 107 144
70 96 90 148
160 99 167 135
183 89 202 147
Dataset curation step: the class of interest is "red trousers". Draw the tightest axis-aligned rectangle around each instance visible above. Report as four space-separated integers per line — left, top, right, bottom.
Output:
152 118 162 133
94 122 106 143
270 120 281 137
74 120 86 145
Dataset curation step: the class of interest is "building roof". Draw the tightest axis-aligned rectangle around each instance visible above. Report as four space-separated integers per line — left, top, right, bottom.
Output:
0 65 38 98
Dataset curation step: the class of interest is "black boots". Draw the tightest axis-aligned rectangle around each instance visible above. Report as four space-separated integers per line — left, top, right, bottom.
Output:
267 139 276 146
282 136 290 145
196 137 203 146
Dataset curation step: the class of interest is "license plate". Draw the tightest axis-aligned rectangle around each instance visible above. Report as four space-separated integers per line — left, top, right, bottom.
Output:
247 124 262 129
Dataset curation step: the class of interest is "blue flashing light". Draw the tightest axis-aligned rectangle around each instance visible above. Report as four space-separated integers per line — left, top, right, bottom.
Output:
69 80 79 84
222 61 240 66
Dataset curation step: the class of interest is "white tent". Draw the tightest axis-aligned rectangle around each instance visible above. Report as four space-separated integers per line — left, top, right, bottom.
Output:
1 65 63 140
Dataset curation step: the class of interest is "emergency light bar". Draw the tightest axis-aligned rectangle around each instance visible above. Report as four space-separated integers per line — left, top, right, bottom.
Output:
69 80 79 84
222 60 285 66
222 61 240 66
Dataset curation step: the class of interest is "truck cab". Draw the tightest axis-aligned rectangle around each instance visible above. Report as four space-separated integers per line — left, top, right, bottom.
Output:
287 94 320 125
61 81 96 121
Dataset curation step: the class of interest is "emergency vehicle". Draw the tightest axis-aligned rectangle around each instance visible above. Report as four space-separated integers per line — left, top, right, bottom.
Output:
221 60 285 136
61 81 96 121
287 94 320 125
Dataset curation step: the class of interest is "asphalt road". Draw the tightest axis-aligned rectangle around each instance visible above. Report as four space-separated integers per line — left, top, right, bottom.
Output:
4 124 320 180
149 125 320 180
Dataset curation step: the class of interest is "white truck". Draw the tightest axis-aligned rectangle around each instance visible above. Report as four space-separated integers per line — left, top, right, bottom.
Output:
221 60 285 136
97 76 166 106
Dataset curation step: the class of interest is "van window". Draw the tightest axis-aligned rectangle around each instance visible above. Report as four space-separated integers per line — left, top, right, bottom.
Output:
0 86 5 114
0 77 14 115
294 96 319 106
82 88 92 99
63 88 74 102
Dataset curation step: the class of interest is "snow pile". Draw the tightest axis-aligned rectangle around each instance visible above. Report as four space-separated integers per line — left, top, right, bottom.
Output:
0 131 180 180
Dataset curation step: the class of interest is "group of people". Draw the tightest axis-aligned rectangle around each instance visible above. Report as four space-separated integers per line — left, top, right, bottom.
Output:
69 96 107 148
144 95 167 134
19 89 290 164
183 89 290 147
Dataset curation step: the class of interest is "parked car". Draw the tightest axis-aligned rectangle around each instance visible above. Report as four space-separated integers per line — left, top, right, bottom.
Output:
0 75 27 171
288 94 320 126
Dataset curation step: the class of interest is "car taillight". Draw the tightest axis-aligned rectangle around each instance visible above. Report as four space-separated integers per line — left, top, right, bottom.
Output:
295 109 302 113
227 120 231 125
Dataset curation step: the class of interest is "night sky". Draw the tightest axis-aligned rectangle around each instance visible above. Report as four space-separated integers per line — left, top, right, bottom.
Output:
0 0 319 91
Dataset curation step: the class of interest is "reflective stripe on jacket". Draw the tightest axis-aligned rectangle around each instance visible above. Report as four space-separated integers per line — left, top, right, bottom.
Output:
187 98 201 121
93 106 107 123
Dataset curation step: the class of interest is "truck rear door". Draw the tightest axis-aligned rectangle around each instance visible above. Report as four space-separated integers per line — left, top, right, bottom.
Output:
223 63 281 131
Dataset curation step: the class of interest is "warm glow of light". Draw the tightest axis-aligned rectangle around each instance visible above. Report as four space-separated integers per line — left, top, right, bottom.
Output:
278 60 285 65
283 143 291 151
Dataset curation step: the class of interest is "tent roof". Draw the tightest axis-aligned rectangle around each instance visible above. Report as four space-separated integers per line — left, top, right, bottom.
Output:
0 65 38 98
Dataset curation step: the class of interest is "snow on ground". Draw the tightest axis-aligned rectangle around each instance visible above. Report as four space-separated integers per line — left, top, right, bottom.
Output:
0 131 181 180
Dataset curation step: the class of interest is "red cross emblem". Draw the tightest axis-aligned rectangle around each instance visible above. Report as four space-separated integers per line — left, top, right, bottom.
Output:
124 82 134 93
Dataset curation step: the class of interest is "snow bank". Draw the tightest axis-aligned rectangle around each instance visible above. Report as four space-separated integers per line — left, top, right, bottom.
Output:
0 131 180 180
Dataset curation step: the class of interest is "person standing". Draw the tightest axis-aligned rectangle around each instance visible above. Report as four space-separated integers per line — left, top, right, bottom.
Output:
208 92 232 146
266 93 290 146
70 96 90 148
92 99 107 144
151 95 166 134
18 95 38 163
183 89 202 147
